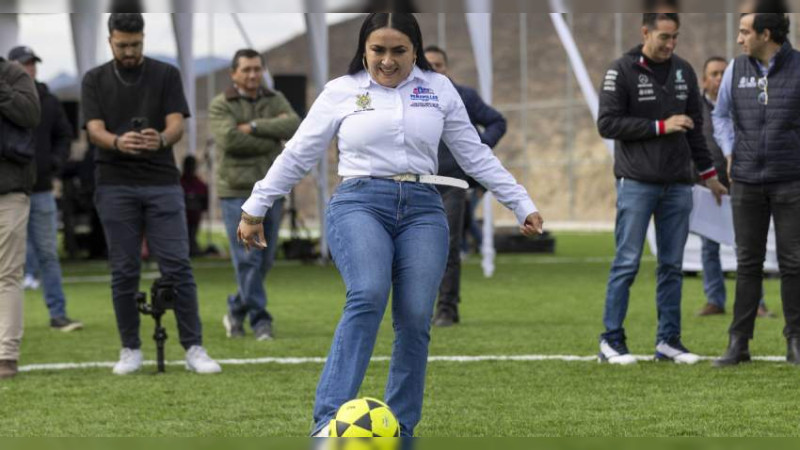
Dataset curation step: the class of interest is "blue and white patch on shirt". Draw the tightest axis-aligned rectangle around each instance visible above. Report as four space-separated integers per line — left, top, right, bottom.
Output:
410 86 440 108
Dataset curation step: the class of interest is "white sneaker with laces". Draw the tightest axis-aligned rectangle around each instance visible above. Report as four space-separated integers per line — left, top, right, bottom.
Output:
599 340 638 365
656 341 701 365
112 348 143 375
185 346 222 374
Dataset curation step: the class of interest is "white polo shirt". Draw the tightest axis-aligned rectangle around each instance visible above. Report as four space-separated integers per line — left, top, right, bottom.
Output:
242 66 537 225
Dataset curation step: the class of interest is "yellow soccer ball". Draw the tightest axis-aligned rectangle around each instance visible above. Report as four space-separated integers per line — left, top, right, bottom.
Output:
329 398 400 438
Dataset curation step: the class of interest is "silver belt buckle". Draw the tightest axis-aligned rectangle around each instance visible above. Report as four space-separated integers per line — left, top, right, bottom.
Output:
394 174 418 183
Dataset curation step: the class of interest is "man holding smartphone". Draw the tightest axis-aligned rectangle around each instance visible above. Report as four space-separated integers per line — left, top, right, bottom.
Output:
82 13 220 375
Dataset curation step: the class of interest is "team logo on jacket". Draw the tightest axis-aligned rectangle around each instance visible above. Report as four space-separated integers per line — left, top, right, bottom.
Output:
639 74 650 85
355 92 374 112
675 69 684 83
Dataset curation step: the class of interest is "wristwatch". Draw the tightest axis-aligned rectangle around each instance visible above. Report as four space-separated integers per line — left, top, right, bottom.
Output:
249 121 258 133
159 133 168 149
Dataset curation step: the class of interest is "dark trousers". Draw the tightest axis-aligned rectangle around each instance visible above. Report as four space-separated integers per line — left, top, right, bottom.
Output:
436 186 466 312
730 180 800 339
95 185 203 350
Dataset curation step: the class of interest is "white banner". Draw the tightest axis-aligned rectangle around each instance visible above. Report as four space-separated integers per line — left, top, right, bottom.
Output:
549 11 614 155
465 8 496 278
172 6 196 155
0 11 18 57
304 7 330 260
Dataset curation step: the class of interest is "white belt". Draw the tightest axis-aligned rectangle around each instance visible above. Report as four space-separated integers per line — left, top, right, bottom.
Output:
342 174 469 190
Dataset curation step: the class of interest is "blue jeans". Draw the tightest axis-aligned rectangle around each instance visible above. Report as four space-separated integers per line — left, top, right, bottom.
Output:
25 192 67 319
220 197 284 329
701 238 726 308
602 179 693 345
312 178 449 437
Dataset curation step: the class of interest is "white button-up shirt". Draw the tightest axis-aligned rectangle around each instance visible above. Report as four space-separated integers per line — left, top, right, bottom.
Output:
242 66 537 224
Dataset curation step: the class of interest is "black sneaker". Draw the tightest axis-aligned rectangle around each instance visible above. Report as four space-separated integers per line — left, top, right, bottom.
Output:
222 314 245 338
433 304 460 327
50 317 84 332
254 322 274 341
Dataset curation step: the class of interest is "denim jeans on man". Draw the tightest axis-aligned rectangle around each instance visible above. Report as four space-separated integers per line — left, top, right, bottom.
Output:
221 197 284 329
602 178 693 344
311 178 449 437
24 192 68 319
730 180 800 339
95 185 203 350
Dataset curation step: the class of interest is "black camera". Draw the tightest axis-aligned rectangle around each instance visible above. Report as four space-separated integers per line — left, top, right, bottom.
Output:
138 278 177 317
136 278 177 373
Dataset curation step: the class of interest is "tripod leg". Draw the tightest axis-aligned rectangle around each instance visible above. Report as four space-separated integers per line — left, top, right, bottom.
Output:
154 316 168 373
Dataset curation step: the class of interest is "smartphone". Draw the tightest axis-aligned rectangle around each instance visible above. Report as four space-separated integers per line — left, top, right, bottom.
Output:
131 117 148 132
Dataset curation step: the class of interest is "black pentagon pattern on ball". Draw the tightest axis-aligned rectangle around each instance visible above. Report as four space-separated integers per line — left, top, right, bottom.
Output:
335 420 353 437
365 399 383 410
331 398 401 437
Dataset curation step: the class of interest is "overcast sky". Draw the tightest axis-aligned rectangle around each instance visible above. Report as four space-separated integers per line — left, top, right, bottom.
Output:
17 12 363 82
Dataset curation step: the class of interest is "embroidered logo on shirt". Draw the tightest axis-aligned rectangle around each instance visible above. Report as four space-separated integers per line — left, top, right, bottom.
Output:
355 92 374 112
675 69 684 83
410 86 440 108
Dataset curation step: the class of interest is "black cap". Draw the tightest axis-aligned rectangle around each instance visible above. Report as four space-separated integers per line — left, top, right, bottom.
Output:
8 46 42 64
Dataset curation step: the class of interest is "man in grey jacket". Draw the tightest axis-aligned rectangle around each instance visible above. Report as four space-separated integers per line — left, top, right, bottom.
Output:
0 56 41 379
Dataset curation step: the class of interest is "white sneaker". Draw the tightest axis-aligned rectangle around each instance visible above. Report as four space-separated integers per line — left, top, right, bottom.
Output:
23 275 40 291
185 346 222 374
599 340 638 365
656 340 701 365
112 348 143 375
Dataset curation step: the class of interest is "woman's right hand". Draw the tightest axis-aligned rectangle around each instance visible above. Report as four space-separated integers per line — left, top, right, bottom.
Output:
237 220 267 251
521 212 544 237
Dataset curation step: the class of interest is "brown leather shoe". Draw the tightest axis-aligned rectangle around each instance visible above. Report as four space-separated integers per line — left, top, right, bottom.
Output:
757 305 777 318
0 360 18 379
697 303 725 316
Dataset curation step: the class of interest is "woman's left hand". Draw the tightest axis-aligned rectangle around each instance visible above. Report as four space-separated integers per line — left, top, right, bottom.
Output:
520 212 544 237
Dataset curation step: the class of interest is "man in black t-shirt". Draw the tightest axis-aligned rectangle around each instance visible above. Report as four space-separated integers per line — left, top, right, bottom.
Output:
82 13 220 375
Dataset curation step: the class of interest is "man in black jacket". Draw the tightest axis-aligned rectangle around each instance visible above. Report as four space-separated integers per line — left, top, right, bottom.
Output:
0 55 41 379
712 12 800 366
424 46 508 327
8 46 83 333
597 13 727 365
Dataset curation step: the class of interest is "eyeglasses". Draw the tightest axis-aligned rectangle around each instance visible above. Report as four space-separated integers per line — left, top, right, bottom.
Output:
757 76 768 106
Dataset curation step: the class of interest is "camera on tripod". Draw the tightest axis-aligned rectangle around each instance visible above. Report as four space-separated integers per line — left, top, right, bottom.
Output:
136 278 177 373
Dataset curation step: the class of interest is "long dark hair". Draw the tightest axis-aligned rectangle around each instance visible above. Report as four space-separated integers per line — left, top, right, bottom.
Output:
347 13 433 75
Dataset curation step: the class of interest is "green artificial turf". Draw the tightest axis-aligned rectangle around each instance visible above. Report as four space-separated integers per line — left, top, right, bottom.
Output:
1 232 797 437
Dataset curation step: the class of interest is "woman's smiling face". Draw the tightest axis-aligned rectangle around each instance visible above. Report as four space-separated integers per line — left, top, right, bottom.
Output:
364 27 416 88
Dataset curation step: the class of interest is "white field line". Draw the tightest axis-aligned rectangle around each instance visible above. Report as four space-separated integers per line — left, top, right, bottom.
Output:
60 256 655 285
18 354 790 373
